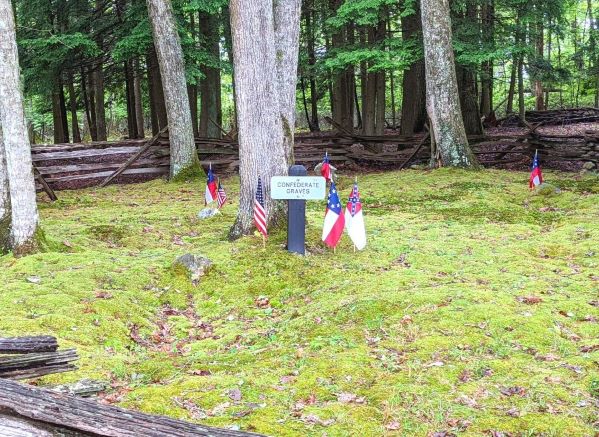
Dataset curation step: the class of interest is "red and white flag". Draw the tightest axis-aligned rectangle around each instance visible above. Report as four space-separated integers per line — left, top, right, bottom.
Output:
320 152 332 182
205 164 218 204
322 181 345 248
254 176 267 237
344 181 366 250
529 150 543 189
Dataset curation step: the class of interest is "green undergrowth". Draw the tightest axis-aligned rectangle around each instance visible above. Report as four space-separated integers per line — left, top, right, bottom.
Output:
1 168 598 436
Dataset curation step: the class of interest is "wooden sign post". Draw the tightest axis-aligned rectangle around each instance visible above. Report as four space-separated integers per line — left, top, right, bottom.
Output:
271 166 326 255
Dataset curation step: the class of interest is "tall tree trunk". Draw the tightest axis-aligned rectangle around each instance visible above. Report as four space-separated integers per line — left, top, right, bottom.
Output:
188 84 198 137
146 49 167 135
421 0 477 167
222 5 238 132
124 60 138 139
147 0 202 179
534 19 544 111
456 64 483 135
228 0 289 239
133 58 145 138
330 0 354 133
0 125 11 253
58 77 69 143
506 56 517 113
400 10 427 135
274 0 302 165
480 0 494 117
199 12 222 139
52 84 66 144
517 54 525 122
0 0 42 255
305 0 320 131
67 72 81 143
92 64 107 141
82 68 97 141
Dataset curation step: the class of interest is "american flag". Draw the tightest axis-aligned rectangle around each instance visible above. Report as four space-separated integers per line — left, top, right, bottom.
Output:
217 180 227 209
254 176 267 237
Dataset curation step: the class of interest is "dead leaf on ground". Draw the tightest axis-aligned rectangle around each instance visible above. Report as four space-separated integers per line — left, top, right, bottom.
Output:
580 344 599 353
506 407 520 417
173 397 207 420
516 296 543 304
95 291 113 299
300 414 334 427
228 388 242 402
500 386 527 397
458 370 473 383
385 421 401 430
336 392 366 404
255 296 270 308
190 369 211 376
455 395 478 408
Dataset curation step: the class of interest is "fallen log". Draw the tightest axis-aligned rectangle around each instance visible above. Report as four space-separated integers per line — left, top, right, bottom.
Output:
0 349 78 380
0 378 263 436
0 336 58 354
100 126 168 187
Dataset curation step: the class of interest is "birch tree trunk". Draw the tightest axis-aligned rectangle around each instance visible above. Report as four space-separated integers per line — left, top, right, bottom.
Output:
0 126 11 253
228 0 289 239
420 0 478 168
0 0 42 255
274 0 302 165
147 0 202 179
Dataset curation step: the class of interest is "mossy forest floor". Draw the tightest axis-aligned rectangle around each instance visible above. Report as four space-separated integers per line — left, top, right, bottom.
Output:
1 168 598 436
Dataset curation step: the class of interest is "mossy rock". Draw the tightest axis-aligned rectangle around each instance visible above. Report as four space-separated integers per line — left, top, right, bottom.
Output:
172 253 213 285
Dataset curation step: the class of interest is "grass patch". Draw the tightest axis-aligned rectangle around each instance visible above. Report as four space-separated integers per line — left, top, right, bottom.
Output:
1 168 597 436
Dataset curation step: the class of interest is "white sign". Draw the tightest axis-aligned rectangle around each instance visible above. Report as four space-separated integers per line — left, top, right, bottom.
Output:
270 176 326 200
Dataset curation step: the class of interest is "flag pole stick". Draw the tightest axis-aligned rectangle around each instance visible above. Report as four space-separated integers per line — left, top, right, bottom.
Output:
262 234 266 249
353 244 356 253
333 246 336 254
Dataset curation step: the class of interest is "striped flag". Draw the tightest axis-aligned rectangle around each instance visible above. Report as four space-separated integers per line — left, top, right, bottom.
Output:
217 180 227 209
254 176 267 237
205 164 218 205
529 150 543 189
322 181 345 248
320 152 332 182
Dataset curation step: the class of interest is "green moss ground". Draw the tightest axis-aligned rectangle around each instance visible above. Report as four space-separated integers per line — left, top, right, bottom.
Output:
1 168 598 436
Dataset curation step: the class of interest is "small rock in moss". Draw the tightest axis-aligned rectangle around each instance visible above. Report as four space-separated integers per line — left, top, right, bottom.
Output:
173 253 213 286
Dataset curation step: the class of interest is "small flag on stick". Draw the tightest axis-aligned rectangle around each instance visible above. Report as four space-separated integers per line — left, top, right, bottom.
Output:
205 164 218 204
345 179 366 250
217 180 227 209
322 181 345 248
320 152 332 182
529 150 543 189
254 176 268 239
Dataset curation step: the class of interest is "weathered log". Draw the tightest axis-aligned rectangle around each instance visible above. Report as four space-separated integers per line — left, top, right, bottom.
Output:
33 165 58 201
0 349 78 380
0 378 263 436
0 336 58 354
100 126 168 187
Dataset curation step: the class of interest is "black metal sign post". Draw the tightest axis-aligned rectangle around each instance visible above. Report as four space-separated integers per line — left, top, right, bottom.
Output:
287 165 308 255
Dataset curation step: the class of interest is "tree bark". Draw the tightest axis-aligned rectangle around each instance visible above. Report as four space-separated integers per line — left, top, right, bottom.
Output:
198 12 222 139
146 49 168 136
133 58 145 138
330 0 354 133
147 0 202 179
400 8 427 135
0 0 42 255
274 0 302 165
67 72 81 143
506 56 517 113
535 19 544 111
480 0 494 117
228 0 289 239
92 64 107 141
51 84 66 144
124 60 138 139
456 64 483 135
82 67 97 141
0 125 11 253
305 0 320 131
420 0 478 167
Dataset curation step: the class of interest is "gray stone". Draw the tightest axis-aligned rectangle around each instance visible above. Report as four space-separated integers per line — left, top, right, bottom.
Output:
197 207 219 219
173 254 213 285
582 161 596 170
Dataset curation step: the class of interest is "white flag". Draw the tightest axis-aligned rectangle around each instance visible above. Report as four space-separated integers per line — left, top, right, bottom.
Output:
344 182 366 250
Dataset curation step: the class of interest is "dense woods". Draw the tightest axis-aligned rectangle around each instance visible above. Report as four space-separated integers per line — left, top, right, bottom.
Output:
10 0 598 145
